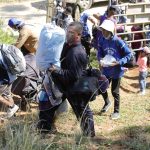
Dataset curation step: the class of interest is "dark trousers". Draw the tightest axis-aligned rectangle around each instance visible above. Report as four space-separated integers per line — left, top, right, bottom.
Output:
38 105 59 131
67 94 95 137
38 94 95 137
101 78 121 113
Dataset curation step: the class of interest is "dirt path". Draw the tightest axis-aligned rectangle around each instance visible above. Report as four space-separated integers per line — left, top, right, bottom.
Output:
0 0 46 25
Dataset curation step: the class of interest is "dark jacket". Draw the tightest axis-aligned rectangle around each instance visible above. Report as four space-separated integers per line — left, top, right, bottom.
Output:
0 64 9 84
52 42 87 90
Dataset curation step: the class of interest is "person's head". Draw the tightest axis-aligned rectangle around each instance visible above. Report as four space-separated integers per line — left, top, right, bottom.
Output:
99 19 115 39
64 6 72 15
66 21 82 44
107 5 119 16
140 46 150 57
62 6 72 18
8 18 24 31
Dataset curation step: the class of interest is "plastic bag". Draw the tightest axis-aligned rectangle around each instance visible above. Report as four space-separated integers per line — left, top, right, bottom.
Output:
36 22 66 71
100 55 116 67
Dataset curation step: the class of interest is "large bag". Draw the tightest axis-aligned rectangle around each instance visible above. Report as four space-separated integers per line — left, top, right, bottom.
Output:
70 76 99 101
0 44 26 75
69 67 109 101
69 68 102 101
36 23 66 71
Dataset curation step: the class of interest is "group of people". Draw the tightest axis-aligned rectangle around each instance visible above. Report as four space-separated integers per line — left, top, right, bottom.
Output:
0 18 39 118
0 2 150 138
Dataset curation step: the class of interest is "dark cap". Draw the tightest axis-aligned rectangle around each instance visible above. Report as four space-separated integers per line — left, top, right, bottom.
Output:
8 18 24 28
64 6 72 14
109 5 120 13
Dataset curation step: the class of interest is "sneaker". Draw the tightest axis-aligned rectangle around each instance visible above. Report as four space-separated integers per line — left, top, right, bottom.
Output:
110 112 120 120
100 102 111 113
139 90 146 96
7 104 19 118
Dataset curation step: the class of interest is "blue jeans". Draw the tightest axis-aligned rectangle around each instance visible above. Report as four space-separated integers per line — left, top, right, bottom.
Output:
139 71 148 92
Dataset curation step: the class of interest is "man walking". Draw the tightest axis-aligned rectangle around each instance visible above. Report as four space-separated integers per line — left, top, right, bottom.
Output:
38 21 95 137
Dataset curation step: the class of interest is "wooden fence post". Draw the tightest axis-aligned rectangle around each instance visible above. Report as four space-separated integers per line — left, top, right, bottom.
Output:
46 0 55 23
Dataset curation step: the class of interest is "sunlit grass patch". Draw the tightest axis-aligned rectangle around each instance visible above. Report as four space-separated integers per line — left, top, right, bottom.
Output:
111 125 150 150
0 28 16 44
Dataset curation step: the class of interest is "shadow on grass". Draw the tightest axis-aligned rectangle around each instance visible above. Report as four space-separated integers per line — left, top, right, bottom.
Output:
111 125 150 149
146 108 150 112
0 5 29 12
123 74 138 80
147 82 150 89
130 83 139 89
120 85 137 93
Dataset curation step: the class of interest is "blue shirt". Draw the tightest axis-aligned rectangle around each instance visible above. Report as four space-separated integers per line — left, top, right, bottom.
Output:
97 35 131 79
80 13 90 37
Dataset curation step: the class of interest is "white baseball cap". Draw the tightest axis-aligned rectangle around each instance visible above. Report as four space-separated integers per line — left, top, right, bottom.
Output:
142 46 150 54
99 19 115 35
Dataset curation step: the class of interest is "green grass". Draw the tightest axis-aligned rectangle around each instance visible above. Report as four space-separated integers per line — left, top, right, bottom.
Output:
0 29 16 44
0 29 150 150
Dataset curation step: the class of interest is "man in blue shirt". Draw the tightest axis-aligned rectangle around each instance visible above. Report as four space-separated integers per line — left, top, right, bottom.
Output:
80 12 96 56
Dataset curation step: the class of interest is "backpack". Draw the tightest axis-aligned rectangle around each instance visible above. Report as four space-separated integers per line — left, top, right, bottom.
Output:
0 44 26 75
116 38 136 68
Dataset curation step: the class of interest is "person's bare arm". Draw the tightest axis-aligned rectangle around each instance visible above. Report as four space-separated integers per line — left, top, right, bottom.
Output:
0 95 14 107
88 16 97 25
93 13 100 20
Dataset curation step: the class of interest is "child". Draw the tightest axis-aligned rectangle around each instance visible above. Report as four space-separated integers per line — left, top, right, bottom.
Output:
137 46 150 95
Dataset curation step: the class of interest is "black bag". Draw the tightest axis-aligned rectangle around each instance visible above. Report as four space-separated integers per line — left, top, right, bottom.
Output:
70 76 99 101
69 68 101 101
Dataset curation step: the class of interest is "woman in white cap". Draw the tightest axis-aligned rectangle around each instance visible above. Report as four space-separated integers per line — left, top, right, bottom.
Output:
92 5 119 50
97 19 131 120
137 46 150 95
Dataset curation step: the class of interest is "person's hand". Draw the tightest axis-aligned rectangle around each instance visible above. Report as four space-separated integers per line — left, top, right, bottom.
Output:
99 60 103 69
48 65 56 72
109 61 119 66
99 63 102 70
